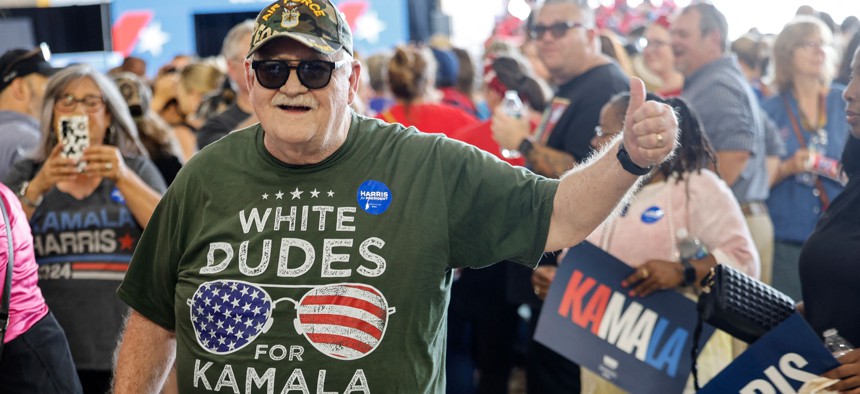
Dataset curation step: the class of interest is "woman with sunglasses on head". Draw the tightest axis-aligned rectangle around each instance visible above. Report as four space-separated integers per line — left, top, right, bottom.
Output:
761 16 850 301
375 45 479 134
3 64 166 394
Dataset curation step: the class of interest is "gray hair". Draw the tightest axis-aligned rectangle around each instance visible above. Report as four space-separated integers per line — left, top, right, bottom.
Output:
34 64 147 161
222 20 255 61
682 3 729 53
541 0 595 28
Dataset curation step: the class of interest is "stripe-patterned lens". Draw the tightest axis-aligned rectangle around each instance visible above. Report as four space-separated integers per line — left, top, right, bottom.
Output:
294 283 392 360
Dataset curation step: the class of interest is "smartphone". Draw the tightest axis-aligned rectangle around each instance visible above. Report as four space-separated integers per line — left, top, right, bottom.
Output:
57 115 89 172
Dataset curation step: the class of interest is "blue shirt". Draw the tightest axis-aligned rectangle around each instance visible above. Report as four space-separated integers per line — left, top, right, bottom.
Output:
682 57 770 204
0 111 40 182
762 86 849 242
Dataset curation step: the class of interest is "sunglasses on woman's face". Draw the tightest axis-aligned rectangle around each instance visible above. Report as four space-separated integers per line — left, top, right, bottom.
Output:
251 59 349 90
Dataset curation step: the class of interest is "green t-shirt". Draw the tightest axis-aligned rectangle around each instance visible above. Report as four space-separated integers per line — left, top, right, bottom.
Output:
118 113 558 393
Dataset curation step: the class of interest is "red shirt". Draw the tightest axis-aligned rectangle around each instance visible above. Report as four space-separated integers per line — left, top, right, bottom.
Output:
449 121 526 167
377 103 478 137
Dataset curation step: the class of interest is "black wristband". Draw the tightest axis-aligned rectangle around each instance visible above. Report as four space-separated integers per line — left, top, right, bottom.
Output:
518 138 534 157
681 258 697 286
616 143 652 176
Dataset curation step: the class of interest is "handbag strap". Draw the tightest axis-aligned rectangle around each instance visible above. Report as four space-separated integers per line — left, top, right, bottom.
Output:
782 94 831 211
692 314 704 391
0 192 14 354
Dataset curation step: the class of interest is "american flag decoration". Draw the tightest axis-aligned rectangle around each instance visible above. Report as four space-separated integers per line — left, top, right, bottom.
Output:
295 283 394 360
188 280 273 355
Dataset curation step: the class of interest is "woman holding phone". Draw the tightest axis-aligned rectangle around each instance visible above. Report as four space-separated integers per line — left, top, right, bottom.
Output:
4 64 166 393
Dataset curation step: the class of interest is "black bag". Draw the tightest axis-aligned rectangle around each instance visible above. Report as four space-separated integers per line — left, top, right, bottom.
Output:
697 264 796 344
691 264 797 390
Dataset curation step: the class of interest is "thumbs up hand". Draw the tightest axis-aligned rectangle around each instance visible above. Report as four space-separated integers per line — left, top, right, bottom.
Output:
622 77 678 169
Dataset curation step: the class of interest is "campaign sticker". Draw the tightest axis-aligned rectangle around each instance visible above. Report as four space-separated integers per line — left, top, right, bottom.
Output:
357 180 392 215
641 206 664 223
110 188 126 204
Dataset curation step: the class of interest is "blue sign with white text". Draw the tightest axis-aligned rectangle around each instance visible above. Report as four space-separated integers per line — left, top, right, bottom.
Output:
534 241 714 394
699 313 841 394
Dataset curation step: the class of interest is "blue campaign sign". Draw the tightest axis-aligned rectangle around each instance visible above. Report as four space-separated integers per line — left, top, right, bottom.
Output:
699 313 841 394
109 0 408 78
534 241 714 394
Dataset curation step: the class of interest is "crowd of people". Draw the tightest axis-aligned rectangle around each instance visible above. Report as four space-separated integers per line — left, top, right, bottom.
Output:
0 0 858 393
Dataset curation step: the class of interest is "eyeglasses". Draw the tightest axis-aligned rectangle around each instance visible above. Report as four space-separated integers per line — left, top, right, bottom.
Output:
188 280 396 359
529 21 586 40
1 43 52 84
644 38 670 49
251 59 348 90
796 41 828 51
55 94 106 113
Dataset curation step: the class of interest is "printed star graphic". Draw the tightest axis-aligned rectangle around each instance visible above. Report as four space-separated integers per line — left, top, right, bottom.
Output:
290 187 303 200
356 10 386 44
118 233 135 251
262 193 269 200
310 189 320 198
137 21 170 56
276 191 284 199
327 190 335 197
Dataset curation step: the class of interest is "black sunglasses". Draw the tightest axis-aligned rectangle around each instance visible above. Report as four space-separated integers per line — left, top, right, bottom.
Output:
251 59 348 90
529 21 586 40
1 43 52 84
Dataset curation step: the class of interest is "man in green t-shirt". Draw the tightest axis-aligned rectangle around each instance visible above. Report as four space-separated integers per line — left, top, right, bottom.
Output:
112 1 678 393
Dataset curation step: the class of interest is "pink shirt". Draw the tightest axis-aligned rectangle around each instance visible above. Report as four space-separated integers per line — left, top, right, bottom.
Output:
0 184 49 343
586 170 760 278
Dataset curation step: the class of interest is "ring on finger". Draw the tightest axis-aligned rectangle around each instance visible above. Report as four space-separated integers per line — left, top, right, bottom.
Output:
656 133 664 147
105 162 113 171
641 267 649 279
534 286 540 296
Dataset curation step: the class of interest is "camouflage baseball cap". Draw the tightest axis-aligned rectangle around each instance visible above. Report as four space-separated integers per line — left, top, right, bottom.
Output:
247 0 353 58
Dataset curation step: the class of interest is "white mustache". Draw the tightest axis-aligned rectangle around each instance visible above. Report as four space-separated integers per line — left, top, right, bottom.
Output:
271 94 318 109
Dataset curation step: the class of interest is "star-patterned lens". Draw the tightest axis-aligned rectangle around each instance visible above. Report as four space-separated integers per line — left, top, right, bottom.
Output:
189 280 273 355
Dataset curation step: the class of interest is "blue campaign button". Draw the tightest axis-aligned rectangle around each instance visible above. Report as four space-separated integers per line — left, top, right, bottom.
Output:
641 206 664 223
356 180 392 215
110 187 126 204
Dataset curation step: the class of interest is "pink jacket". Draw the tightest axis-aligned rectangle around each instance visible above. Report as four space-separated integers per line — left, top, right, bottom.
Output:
586 169 760 278
0 183 49 343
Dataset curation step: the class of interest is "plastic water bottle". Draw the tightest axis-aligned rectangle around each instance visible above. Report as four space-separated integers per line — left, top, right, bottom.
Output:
676 228 708 261
500 90 524 159
824 328 854 358
796 131 826 187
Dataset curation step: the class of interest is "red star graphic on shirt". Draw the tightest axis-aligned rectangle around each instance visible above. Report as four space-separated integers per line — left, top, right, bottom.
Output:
118 233 135 251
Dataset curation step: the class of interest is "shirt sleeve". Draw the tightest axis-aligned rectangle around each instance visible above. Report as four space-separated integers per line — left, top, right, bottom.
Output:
116 183 183 330
688 171 760 278
697 82 758 153
128 156 168 193
439 138 559 269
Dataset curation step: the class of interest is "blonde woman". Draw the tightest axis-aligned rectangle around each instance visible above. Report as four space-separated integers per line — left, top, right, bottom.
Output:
762 16 850 301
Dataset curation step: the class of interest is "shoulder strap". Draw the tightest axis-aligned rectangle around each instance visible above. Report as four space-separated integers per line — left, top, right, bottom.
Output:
781 94 831 210
0 193 14 353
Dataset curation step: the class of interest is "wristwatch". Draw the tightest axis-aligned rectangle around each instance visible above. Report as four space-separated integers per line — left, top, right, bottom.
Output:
616 143 652 176
17 181 43 209
680 258 697 287
518 137 534 157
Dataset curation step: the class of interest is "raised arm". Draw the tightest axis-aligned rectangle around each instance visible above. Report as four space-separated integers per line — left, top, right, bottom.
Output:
545 78 678 251
113 310 176 394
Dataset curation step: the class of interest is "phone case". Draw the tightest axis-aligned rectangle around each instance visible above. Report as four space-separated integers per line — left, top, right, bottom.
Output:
58 115 89 172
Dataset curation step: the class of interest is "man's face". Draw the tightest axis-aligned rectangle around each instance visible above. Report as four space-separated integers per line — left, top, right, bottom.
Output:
245 38 359 163
230 33 253 94
844 49 860 137
24 74 48 118
671 10 711 76
533 3 591 83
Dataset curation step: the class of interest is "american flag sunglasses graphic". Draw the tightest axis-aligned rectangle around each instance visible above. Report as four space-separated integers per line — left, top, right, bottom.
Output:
187 280 396 360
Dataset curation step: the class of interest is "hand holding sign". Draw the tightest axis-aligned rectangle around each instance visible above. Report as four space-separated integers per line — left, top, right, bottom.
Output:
823 349 860 393
622 77 678 169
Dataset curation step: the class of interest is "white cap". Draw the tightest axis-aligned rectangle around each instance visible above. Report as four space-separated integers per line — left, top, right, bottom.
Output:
824 328 838 337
